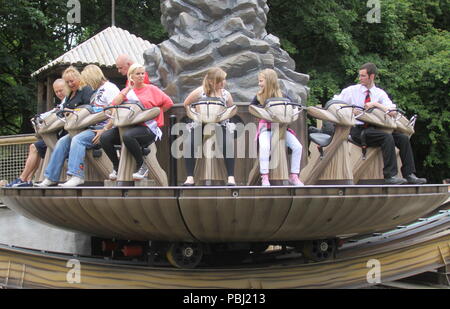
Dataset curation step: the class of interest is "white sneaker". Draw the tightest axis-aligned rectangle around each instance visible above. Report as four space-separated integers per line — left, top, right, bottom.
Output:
226 176 236 186
109 170 117 181
183 176 195 186
35 178 57 187
133 164 149 181
288 174 304 186
59 176 85 187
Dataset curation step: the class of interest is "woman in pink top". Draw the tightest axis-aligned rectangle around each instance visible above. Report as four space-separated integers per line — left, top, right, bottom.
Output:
99 64 173 180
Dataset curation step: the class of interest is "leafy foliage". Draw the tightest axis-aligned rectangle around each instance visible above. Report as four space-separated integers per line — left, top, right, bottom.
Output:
267 0 449 182
0 0 69 133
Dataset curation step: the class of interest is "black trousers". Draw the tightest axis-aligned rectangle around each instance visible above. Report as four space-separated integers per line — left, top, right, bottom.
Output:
350 126 416 178
184 124 235 177
100 126 156 172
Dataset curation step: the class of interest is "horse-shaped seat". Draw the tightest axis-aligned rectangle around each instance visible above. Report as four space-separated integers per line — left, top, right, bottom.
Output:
350 108 417 184
103 101 168 186
58 105 113 182
32 110 67 182
185 97 237 185
247 97 304 185
300 100 357 185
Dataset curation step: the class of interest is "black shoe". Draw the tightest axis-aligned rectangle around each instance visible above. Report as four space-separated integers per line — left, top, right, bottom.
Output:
384 176 407 185
405 174 427 184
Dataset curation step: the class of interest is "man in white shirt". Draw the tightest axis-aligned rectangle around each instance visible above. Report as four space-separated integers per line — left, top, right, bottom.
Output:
334 63 426 185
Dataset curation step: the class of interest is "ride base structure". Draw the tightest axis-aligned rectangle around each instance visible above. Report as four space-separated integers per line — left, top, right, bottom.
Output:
1 0 449 289
1 100 449 288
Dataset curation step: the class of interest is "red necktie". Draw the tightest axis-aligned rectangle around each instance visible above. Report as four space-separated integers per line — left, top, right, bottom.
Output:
363 90 371 128
364 90 371 104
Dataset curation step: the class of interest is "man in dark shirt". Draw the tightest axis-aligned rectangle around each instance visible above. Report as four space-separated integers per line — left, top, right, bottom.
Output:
115 54 150 86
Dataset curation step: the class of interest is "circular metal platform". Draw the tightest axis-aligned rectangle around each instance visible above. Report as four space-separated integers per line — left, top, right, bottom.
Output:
1 184 448 242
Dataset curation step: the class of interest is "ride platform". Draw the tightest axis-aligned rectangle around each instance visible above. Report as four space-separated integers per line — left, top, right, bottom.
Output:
1 184 448 242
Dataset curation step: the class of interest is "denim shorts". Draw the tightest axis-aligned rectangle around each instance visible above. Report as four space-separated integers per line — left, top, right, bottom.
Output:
34 139 47 159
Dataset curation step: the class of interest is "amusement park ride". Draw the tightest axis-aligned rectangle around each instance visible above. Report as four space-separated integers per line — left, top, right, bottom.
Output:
1 98 449 279
0 0 449 289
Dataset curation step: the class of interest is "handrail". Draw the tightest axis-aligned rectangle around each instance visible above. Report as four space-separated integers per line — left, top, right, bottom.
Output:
0 134 37 146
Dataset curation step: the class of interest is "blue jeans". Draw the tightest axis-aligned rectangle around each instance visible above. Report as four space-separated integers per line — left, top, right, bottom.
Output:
44 130 96 181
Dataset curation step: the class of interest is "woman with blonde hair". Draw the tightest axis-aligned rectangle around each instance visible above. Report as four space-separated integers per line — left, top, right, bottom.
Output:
36 65 120 187
81 64 108 90
182 67 236 186
100 64 173 181
59 66 91 109
251 68 303 186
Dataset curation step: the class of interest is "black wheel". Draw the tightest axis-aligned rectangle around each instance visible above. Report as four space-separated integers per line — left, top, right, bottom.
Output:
166 242 203 269
302 239 336 262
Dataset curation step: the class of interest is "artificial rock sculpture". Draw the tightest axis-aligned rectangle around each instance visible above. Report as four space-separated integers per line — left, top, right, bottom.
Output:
144 0 309 103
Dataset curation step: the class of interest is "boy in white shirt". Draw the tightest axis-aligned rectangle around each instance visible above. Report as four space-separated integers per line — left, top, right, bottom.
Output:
334 63 426 185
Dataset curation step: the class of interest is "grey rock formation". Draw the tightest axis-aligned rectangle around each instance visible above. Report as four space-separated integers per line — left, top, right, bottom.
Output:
144 0 309 104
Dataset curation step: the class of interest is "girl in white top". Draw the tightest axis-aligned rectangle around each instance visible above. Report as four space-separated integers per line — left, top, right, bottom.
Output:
183 67 236 186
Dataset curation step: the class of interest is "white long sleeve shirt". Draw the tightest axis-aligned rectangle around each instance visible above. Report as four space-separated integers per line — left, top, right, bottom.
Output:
333 84 396 125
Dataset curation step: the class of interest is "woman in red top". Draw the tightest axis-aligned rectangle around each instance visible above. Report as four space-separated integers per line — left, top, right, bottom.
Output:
99 64 173 180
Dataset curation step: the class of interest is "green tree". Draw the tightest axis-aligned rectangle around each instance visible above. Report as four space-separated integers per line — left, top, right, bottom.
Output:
386 31 449 180
267 0 449 182
0 0 165 135
75 0 166 46
0 0 70 134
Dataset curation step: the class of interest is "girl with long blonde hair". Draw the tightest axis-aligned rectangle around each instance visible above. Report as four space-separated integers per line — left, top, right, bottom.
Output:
251 68 304 186
256 69 283 106
182 67 236 186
